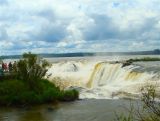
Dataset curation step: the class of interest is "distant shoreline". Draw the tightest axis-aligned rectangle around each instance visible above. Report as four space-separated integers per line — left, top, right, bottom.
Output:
1 49 160 59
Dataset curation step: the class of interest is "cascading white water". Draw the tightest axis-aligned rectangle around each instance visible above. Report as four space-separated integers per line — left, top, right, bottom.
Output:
82 62 158 99
46 60 159 99
87 62 154 88
46 60 97 89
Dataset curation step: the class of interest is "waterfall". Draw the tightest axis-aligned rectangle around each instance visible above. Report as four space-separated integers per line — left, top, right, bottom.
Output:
87 62 153 89
46 60 159 99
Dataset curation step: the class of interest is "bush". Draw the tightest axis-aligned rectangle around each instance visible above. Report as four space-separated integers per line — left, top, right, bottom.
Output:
0 79 79 106
59 89 79 101
0 53 79 106
13 52 50 90
114 85 160 121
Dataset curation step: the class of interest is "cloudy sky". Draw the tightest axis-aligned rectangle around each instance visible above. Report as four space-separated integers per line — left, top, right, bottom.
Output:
0 0 160 55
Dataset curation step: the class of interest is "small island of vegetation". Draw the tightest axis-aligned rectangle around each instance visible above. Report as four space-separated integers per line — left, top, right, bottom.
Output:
122 57 160 67
0 52 79 106
127 57 160 62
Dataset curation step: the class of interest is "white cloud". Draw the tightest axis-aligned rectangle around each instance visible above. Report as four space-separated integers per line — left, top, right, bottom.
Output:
0 0 160 55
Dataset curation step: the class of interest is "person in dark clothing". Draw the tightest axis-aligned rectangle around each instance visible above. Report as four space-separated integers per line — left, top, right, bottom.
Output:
0 63 4 77
2 62 5 72
13 61 17 72
4 63 8 72
8 62 13 72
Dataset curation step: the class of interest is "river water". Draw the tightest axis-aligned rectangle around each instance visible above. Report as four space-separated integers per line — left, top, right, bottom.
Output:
0 99 141 121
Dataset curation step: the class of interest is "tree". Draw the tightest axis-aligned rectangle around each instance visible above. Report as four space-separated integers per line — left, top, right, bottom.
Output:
14 52 50 90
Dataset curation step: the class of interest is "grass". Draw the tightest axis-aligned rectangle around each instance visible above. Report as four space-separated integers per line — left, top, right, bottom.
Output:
0 79 79 106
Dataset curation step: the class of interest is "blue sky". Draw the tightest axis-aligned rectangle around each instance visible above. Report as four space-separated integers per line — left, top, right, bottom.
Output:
0 0 160 55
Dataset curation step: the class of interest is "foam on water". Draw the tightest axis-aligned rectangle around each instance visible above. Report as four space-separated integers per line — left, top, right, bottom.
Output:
46 59 160 99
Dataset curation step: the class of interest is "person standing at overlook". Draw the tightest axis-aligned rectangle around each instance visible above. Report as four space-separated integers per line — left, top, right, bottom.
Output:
8 62 13 72
13 61 17 72
2 62 5 72
4 63 8 72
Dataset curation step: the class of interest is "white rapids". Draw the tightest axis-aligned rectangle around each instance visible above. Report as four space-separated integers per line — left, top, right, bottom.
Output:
46 59 160 99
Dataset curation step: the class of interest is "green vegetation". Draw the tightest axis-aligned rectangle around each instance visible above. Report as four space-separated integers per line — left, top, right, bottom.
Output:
122 57 160 67
0 59 3 76
13 52 50 90
0 52 79 106
59 89 79 101
127 57 160 62
114 85 160 121
0 79 79 106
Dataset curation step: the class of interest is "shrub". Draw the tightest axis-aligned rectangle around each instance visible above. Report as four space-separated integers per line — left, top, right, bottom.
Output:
114 85 160 121
0 53 79 106
59 89 79 101
0 79 79 106
13 52 50 90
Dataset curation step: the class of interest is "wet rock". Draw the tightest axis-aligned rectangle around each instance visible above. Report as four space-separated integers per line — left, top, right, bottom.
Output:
47 107 54 112
64 86 84 92
122 61 132 68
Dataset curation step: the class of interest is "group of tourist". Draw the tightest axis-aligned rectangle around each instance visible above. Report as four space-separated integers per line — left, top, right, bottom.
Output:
0 61 16 72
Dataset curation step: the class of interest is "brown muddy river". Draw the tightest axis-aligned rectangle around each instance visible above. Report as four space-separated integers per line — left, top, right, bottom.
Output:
0 99 141 121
